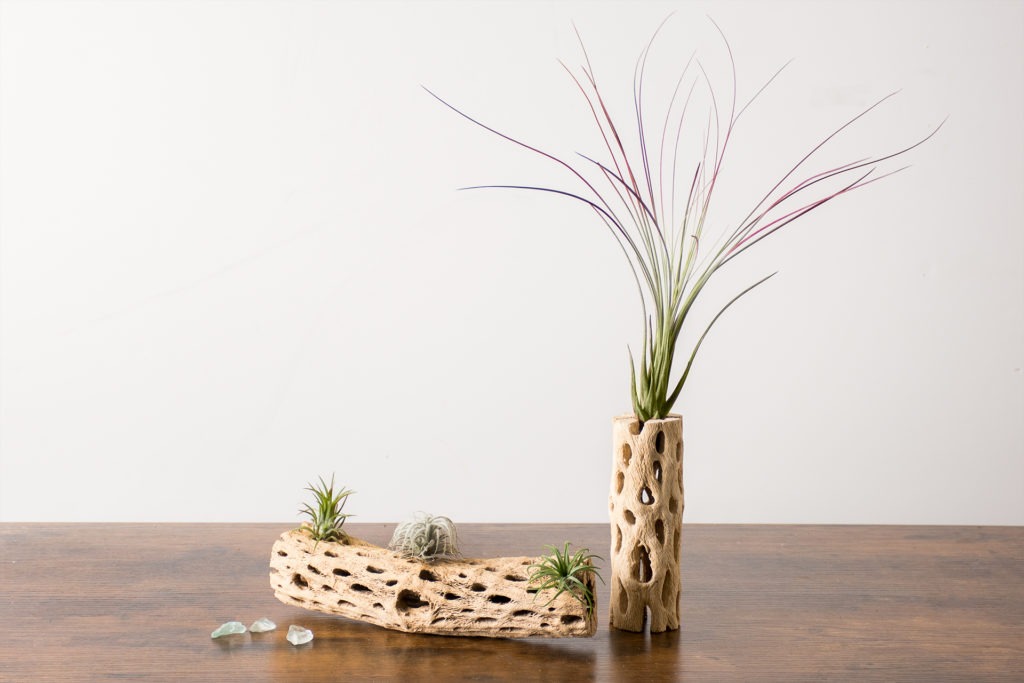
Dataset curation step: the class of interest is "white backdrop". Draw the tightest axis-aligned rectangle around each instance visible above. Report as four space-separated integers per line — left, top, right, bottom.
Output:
1 0 1021 524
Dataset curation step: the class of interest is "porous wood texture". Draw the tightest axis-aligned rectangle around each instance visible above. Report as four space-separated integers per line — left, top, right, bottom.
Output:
269 529 597 638
609 414 683 632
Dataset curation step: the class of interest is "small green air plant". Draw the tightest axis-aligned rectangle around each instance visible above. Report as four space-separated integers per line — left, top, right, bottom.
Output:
297 474 354 548
427 19 942 421
528 542 603 616
388 513 460 562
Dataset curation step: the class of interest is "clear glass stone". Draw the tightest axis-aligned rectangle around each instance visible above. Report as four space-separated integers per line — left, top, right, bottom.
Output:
249 617 276 633
286 624 314 645
211 621 247 638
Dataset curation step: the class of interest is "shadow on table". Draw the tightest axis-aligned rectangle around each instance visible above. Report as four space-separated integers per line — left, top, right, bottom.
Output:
608 626 686 677
263 618 597 681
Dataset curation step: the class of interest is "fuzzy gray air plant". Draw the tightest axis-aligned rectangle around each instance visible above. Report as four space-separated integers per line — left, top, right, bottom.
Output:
388 513 460 561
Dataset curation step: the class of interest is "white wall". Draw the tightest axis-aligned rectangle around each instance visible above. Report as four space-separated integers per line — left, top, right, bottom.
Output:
1 0 1021 524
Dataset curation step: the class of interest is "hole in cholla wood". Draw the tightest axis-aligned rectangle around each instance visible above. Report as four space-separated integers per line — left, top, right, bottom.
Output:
631 544 653 583
640 486 654 505
396 589 428 612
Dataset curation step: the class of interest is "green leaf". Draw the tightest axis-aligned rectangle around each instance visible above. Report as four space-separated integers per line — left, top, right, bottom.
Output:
665 272 777 410
628 348 640 416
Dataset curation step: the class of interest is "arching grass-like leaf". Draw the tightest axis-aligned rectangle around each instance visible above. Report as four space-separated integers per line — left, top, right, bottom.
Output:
430 19 939 420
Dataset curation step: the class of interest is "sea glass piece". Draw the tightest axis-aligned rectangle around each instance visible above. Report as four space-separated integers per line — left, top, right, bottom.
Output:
286 624 313 645
211 621 246 638
249 617 276 633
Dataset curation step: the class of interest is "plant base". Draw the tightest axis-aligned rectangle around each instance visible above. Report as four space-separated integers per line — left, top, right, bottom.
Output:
270 529 597 638
608 414 683 632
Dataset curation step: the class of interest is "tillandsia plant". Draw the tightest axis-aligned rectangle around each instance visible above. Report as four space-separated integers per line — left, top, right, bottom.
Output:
298 474 354 546
528 542 603 615
428 20 940 421
388 513 460 561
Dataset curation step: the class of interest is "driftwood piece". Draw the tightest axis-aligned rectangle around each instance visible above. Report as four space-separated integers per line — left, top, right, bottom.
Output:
269 529 597 638
609 414 683 632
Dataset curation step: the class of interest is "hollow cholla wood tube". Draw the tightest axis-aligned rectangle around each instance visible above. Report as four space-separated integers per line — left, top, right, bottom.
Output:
609 414 683 632
269 530 597 638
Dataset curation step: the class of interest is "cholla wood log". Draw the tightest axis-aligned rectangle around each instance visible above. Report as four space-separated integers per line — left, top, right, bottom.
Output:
608 414 683 632
269 529 597 638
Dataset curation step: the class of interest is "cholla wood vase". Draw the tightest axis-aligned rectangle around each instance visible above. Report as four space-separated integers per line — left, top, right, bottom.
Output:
609 414 683 632
270 529 597 638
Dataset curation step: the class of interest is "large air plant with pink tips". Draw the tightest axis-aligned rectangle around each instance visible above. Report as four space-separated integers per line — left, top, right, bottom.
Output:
429 21 939 422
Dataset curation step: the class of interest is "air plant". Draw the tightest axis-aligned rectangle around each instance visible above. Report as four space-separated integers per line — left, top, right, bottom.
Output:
388 513 460 561
298 474 354 545
528 542 602 616
427 20 940 421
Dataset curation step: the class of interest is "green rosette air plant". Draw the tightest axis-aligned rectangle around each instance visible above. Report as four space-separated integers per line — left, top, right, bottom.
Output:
529 543 603 616
298 474 354 548
428 20 940 421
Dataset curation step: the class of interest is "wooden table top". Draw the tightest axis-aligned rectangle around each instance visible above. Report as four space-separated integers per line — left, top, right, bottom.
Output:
1 523 1021 681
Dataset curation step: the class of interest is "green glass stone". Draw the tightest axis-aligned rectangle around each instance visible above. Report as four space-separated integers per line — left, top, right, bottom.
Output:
286 624 313 646
249 617 276 633
210 621 247 638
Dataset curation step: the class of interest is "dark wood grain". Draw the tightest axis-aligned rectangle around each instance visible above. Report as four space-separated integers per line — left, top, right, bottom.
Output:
1 524 1021 681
